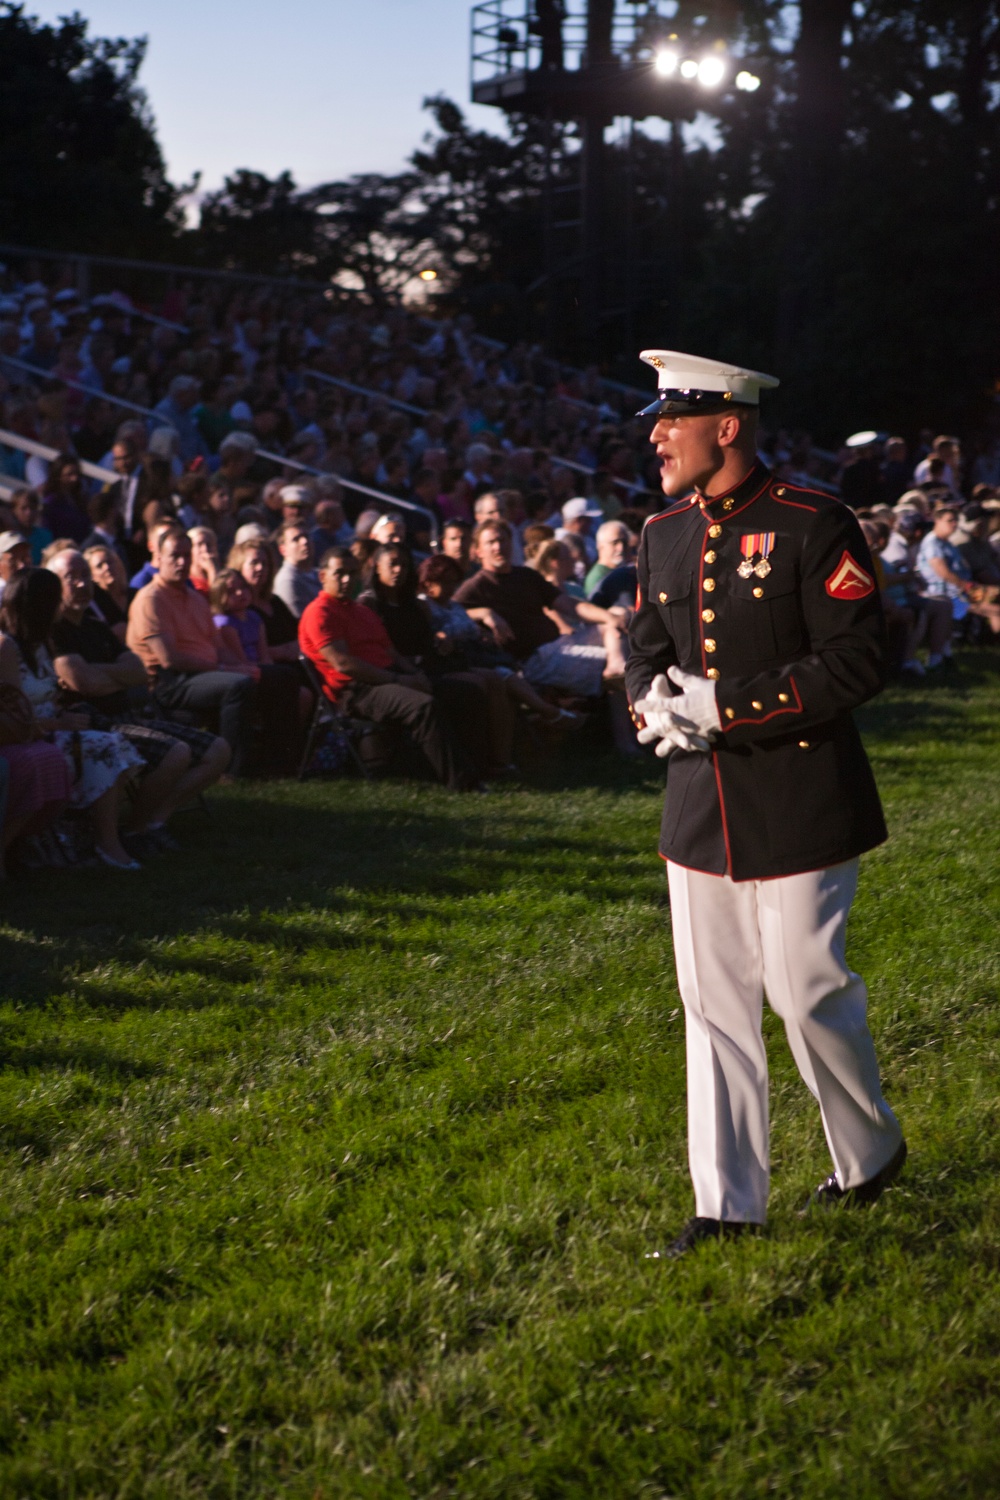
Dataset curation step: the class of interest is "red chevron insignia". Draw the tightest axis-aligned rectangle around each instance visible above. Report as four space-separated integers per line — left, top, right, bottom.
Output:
825 550 875 600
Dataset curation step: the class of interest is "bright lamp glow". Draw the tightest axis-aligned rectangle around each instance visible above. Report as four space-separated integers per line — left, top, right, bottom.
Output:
736 70 761 92
654 49 678 77
698 55 726 88
418 269 438 282
679 58 699 79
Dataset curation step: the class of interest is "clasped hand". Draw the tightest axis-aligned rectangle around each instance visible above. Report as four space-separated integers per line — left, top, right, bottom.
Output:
634 667 722 759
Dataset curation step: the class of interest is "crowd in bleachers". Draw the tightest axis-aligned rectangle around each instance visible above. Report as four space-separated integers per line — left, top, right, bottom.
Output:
0 267 998 874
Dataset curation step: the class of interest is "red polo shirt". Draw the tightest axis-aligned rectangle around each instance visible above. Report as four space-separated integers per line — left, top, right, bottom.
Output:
298 592 394 700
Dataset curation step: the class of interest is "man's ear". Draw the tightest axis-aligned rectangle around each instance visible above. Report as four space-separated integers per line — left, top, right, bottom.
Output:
716 413 743 449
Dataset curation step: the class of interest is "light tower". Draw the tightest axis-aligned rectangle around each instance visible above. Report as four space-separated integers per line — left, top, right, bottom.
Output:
470 1 761 358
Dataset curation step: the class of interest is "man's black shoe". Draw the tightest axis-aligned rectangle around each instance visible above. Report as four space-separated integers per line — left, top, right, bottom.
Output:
803 1138 907 1212
646 1216 759 1261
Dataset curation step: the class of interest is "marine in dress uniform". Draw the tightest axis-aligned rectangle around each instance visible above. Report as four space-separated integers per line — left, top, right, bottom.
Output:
625 350 906 1258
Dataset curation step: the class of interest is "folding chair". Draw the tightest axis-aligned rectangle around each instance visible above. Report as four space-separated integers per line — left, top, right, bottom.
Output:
297 657 382 780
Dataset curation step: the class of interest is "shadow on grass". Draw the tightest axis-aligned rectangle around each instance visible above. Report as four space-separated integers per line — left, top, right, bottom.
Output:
0 785 658 1014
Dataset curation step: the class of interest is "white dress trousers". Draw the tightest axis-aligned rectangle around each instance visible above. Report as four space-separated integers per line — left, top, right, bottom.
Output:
666 858 902 1224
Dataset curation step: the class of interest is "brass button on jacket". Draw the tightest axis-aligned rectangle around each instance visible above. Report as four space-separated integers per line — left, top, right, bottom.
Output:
704 550 717 564
704 638 717 652
702 608 715 623
706 667 720 679
703 577 716 592
708 524 722 539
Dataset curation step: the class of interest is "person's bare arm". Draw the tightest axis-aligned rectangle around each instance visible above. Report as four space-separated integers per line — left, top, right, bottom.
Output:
268 639 300 662
543 604 575 636
215 623 248 667
464 606 515 647
317 639 430 693
53 650 146 697
928 556 971 591
573 598 621 626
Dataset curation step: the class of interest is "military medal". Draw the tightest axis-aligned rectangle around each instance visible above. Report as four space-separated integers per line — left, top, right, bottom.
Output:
739 532 775 579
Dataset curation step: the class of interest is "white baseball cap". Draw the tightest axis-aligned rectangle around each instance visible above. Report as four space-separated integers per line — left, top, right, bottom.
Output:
562 497 603 523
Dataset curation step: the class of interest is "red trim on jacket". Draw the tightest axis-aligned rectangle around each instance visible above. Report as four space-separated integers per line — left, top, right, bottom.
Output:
646 498 697 527
712 750 734 878
722 675 803 729
773 493 819 513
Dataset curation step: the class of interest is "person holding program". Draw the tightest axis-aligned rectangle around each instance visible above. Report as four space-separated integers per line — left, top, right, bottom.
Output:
625 349 905 1259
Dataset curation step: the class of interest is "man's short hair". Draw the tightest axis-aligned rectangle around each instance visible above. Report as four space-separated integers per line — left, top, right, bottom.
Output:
474 492 505 521
319 546 356 572
442 517 471 534
473 518 512 546
596 519 628 545
276 518 310 544
159 527 191 551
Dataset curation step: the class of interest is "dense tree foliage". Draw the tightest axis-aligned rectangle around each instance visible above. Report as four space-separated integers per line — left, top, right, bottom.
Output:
4 2 998 434
0 3 183 254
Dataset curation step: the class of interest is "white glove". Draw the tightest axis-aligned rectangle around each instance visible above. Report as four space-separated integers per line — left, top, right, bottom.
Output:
664 666 722 737
634 672 713 758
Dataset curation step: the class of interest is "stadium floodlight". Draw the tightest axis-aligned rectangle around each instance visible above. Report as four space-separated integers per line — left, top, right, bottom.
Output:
679 58 699 79
697 55 726 88
735 70 761 92
418 269 438 282
654 49 678 77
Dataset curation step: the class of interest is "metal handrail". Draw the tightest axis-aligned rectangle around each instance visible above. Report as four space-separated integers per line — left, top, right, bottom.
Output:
0 425 117 485
0 241 335 296
265 448 438 543
306 366 644 496
303 368 427 417
0 370 439 539
2 355 162 421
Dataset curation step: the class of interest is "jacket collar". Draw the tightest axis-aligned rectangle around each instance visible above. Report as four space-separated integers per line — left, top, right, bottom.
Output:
694 460 772 521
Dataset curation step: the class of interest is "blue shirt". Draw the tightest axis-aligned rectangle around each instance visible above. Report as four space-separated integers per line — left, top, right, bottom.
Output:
917 533 969 600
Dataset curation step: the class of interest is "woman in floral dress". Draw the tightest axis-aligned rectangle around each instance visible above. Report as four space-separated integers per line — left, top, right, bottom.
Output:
0 569 144 869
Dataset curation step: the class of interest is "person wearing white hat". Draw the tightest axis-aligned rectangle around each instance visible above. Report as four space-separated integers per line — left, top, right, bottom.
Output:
627 349 905 1258
556 496 604 565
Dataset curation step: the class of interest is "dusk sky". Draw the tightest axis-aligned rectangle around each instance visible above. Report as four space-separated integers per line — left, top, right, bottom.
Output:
32 0 505 196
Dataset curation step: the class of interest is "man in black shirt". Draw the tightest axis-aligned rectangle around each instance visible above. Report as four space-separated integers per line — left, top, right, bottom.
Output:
48 549 230 851
454 519 628 696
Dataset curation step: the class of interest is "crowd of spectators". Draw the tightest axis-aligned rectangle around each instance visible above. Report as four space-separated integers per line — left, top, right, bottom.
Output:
0 267 998 876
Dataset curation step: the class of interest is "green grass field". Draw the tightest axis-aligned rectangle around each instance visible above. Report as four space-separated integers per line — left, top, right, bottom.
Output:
2 653 1000 1499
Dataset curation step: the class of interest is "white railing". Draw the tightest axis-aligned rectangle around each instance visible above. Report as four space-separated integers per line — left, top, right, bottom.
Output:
0 426 117 485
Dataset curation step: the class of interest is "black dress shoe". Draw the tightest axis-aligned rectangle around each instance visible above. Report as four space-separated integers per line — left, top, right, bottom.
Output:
804 1138 907 1212
646 1216 760 1261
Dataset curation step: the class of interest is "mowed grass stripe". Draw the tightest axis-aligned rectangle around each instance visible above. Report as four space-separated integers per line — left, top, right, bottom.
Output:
1 652 999 1497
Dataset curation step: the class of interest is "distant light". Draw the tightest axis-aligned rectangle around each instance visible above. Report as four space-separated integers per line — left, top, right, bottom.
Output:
418 269 438 282
698 55 726 88
654 49 678 77
679 58 699 79
735 69 761 92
